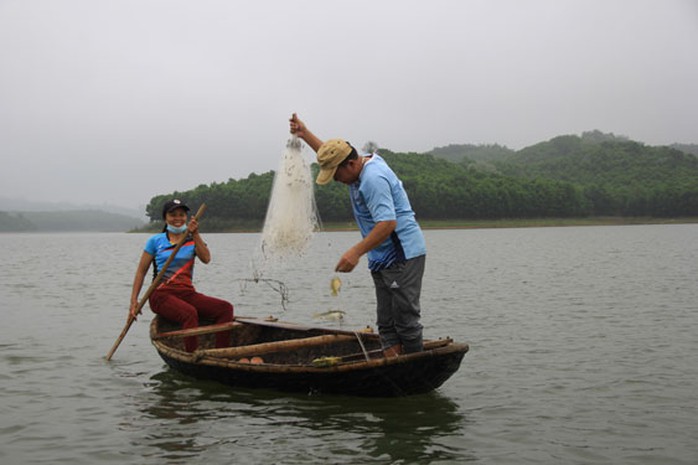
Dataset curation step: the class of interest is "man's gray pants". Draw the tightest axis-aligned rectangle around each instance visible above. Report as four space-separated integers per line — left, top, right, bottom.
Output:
371 255 425 353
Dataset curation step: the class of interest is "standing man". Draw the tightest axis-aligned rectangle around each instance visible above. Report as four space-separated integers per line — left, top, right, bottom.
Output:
289 113 427 356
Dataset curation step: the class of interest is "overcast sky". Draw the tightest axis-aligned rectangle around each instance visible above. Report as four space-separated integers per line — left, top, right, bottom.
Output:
1 0 696 210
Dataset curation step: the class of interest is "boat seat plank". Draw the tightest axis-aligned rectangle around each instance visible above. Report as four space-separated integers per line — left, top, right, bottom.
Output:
235 316 379 340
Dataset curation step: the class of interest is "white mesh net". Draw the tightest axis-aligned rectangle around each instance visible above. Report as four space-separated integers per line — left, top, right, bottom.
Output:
251 136 320 279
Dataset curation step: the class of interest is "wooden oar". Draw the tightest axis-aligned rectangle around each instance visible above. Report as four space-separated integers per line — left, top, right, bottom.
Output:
105 203 207 361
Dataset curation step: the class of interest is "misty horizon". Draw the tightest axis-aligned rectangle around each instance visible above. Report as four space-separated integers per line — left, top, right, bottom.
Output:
2 1 696 210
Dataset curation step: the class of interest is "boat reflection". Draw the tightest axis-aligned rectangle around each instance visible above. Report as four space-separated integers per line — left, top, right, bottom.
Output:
131 369 474 463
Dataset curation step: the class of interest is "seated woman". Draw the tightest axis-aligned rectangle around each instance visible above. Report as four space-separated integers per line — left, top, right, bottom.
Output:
129 199 233 352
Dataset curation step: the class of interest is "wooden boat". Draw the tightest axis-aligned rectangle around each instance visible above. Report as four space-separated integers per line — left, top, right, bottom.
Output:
150 315 469 397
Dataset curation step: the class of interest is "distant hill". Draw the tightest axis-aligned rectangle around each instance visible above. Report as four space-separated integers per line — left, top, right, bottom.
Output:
0 210 145 232
671 143 698 157
0 197 146 219
473 131 698 216
427 130 698 191
427 143 515 163
495 133 698 189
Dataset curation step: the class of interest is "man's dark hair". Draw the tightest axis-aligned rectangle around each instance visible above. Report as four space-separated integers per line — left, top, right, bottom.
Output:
339 145 358 167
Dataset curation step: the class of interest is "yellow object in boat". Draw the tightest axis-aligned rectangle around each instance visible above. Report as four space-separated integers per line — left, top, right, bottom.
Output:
312 356 342 367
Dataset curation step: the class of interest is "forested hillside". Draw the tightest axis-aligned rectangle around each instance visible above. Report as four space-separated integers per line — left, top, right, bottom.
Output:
671 143 698 157
143 132 698 230
0 212 36 232
492 134 698 216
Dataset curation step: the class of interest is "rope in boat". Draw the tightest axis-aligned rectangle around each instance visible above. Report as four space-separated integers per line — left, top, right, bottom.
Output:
353 331 370 361
234 278 290 311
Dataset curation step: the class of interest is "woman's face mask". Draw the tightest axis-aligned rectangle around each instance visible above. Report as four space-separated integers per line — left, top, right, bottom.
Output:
166 223 188 234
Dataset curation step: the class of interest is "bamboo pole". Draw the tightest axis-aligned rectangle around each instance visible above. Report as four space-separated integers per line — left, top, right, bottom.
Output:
105 203 207 361
196 334 355 359
423 338 453 350
332 338 454 363
152 321 243 340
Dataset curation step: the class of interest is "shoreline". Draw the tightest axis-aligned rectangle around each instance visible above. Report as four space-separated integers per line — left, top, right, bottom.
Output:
415 216 698 230
122 216 698 234
226 216 698 233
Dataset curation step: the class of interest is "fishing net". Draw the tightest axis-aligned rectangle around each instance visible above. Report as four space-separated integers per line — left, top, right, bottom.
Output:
251 136 320 280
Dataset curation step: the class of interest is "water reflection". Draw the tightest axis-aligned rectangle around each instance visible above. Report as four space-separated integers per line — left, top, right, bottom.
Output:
131 369 473 464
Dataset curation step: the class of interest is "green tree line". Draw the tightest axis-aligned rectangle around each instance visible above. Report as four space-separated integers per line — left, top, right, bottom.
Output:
144 132 698 230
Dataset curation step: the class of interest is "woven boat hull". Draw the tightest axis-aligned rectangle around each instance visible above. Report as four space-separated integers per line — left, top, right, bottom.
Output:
150 316 468 397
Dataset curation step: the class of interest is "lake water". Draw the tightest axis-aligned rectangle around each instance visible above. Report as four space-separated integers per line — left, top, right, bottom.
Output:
1 225 697 464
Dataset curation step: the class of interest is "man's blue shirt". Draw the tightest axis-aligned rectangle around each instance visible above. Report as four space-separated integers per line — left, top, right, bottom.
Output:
349 154 426 271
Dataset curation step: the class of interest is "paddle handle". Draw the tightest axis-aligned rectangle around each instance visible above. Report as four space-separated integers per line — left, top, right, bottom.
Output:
105 203 207 361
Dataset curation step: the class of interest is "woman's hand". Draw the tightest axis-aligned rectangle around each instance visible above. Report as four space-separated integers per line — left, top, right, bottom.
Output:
188 217 200 235
190 218 211 263
129 300 140 320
